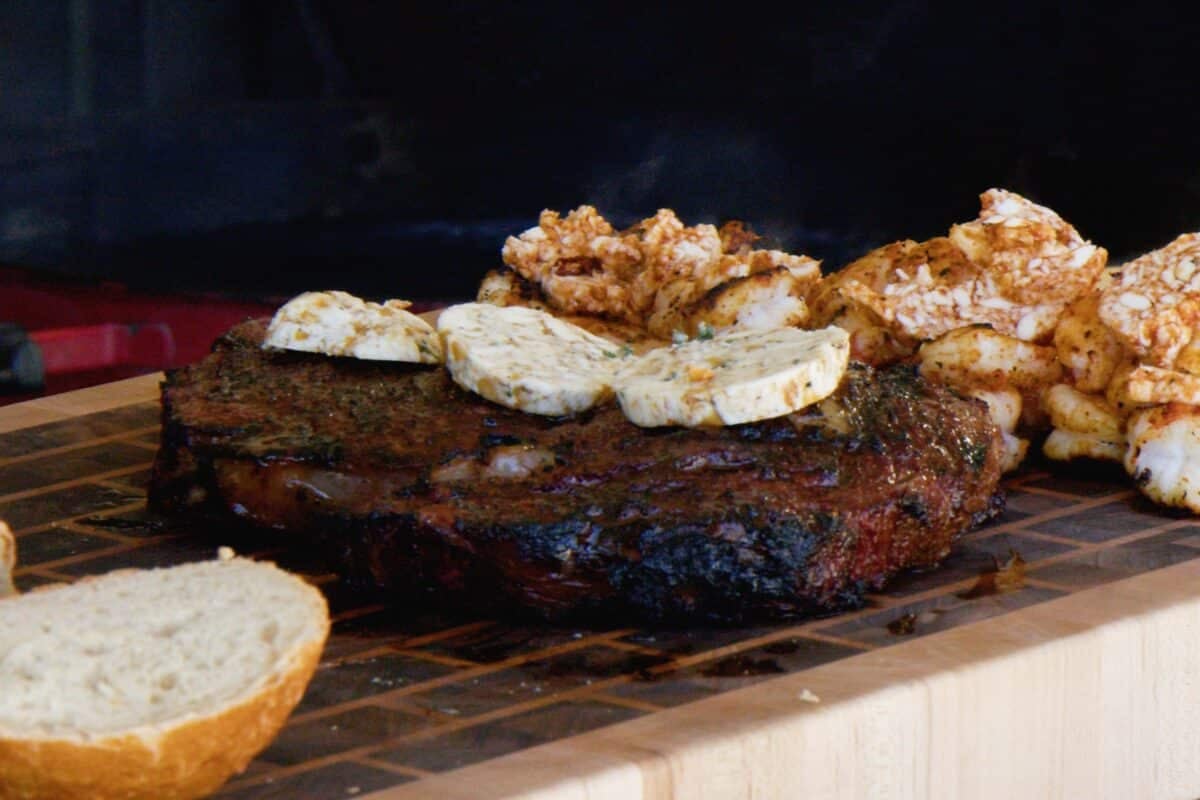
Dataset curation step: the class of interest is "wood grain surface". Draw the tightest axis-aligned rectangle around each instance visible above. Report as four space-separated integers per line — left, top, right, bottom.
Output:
0 373 160 433
369 559 1200 800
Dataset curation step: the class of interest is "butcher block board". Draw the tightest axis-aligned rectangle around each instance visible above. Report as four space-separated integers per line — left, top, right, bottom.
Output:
3 374 1200 800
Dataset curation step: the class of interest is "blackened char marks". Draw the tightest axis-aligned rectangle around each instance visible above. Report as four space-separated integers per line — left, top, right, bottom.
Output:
149 319 1005 623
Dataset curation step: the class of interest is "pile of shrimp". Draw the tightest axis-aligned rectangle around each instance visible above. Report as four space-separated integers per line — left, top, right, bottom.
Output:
810 193 1200 512
1044 234 1200 512
491 206 821 341
477 196 1200 513
808 189 1109 473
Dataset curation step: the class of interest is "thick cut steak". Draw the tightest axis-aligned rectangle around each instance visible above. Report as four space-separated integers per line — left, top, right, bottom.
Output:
149 319 1005 623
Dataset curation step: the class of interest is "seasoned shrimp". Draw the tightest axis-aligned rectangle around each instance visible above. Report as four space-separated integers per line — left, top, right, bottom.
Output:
1103 358 1142 419
811 238 968 346
995 433 1031 473
806 240 928 364
813 190 1106 366
806 288 915 365
919 325 1062 435
948 188 1105 310
1042 383 1124 438
916 333 1042 474
629 210 725 307
1125 403 1200 513
1098 233 1200 371
1040 382 1128 466
966 386 1027 473
1096 357 1200 417
650 263 818 339
500 206 824 338
476 269 552 311
476 268 660 351
1123 364 1200 406
969 386 1023 434
1043 429 1126 464
1053 276 1124 393
1175 334 1200 375
501 206 644 320
918 326 1062 395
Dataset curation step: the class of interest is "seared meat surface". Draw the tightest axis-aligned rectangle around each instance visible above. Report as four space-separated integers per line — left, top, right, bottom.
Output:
150 319 1005 623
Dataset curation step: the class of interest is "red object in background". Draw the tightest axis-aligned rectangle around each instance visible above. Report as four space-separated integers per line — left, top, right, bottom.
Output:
31 323 176 374
1 266 282 404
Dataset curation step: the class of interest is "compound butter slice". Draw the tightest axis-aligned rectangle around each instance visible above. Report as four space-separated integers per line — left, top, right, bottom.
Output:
263 290 442 363
615 326 850 427
438 302 628 416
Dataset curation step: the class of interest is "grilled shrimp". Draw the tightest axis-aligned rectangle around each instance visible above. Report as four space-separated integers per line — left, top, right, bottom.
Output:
1040 383 1126 465
919 325 1063 436
806 284 916 365
949 188 1106 311
650 265 816 339
476 268 553 311
918 326 1062 395
1098 233 1200 370
1043 429 1126 464
501 206 826 339
628 209 726 313
810 189 1103 368
805 238 940 365
1125 403 1200 513
501 205 644 321
1053 280 1124 393
1124 364 1200 406
968 385 1028 473
969 386 1023 434
1042 383 1124 438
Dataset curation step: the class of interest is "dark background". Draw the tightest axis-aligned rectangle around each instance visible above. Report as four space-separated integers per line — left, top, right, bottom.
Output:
3 1 1199 303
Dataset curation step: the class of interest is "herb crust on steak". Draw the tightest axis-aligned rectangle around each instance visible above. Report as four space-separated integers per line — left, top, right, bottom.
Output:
149 319 1005 623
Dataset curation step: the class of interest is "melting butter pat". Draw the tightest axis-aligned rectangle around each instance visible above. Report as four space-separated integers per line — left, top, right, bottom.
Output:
437 302 629 416
262 290 441 363
614 326 850 427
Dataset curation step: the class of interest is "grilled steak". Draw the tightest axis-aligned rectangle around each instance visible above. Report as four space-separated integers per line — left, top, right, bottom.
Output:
149 319 1005 623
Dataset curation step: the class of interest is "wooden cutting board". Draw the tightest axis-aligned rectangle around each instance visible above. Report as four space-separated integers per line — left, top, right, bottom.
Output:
3 375 1200 799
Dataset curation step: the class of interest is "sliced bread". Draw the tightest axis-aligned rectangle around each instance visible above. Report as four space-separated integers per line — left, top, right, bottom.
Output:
0 548 329 800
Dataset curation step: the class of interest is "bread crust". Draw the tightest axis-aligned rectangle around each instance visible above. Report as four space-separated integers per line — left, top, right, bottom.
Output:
0 633 325 800
0 521 14 598
0 567 329 800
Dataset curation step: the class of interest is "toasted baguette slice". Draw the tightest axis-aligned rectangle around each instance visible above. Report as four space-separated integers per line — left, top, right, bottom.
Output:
0 552 329 800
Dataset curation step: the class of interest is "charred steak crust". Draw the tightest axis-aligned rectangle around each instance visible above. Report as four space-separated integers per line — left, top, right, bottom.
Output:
150 319 1005 623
